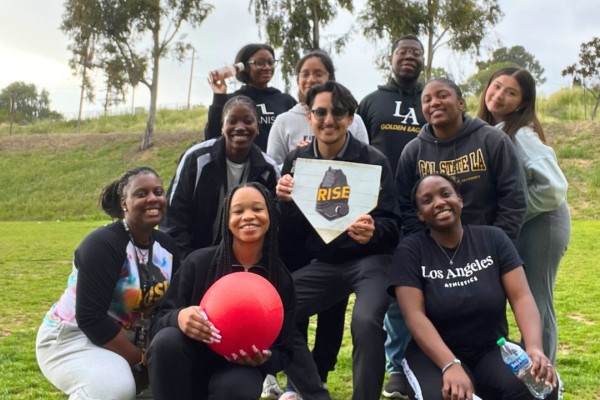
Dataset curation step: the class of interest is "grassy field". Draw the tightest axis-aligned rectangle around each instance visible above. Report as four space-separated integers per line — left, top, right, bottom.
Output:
0 110 599 398
1 220 598 399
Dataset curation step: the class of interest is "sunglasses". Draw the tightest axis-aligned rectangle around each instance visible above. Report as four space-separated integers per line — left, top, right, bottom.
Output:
310 107 348 121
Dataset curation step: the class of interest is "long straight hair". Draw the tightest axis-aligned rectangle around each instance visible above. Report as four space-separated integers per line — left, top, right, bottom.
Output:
477 67 546 143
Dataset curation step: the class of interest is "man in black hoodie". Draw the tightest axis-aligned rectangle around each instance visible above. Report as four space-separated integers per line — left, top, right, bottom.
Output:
357 35 427 399
357 34 426 174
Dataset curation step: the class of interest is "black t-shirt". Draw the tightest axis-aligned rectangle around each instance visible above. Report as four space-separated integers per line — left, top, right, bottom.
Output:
389 225 523 358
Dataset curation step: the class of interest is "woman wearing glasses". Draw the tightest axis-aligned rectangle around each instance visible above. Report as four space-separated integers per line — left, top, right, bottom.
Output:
36 167 180 399
147 182 295 400
266 50 369 166
205 43 297 151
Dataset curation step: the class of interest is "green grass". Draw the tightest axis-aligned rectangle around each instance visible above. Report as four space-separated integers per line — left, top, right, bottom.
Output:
1 220 599 399
0 132 200 220
0 106 208 135
1 103 599 399
1 120 599 221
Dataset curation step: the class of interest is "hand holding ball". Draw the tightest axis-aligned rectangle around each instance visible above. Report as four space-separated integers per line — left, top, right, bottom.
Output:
199 272 284 358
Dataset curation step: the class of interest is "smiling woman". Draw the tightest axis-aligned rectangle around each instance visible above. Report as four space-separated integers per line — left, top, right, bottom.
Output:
395 77 527 244
389 173 559 400
203 43 297 151
147 182 295 400
35 166 181 399
159 95 280 260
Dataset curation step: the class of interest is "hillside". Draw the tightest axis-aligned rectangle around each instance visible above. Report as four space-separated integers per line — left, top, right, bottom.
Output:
0 121 598 220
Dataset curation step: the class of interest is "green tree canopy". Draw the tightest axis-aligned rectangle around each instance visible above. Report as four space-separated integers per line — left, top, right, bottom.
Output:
0 82 62 125
563 37 600 120
359 0 503 80
460 61 515 96
476 45 546 85
250 0 354 91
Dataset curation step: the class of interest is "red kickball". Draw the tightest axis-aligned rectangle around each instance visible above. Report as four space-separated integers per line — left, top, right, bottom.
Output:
200 272 284 358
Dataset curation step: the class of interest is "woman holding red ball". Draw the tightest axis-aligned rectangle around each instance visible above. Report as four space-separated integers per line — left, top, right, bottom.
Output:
147 182 295 400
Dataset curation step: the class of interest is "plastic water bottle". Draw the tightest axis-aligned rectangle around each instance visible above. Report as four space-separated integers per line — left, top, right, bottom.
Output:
497 337 553 399
212 62 245 80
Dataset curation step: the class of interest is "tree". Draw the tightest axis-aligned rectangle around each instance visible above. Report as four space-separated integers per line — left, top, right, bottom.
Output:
61 0 103 132
61 0 213 149
0 82 62 132
476 46 546 85
563 37 600 120
359 0 503 80
250 0 354 90
460 61 514 96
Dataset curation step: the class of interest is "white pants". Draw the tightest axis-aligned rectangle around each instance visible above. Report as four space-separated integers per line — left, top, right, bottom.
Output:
36 321 138 400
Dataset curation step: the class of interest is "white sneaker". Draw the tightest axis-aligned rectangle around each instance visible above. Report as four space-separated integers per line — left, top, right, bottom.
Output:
261 374 284 399
278 391 303 400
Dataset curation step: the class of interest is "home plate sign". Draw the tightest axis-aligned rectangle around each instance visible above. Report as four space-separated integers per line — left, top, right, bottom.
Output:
291 158 382 244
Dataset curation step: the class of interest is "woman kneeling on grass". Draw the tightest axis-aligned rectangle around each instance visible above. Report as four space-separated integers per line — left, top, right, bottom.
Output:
36 166 180 399
389 173 559 400
147 182 295 400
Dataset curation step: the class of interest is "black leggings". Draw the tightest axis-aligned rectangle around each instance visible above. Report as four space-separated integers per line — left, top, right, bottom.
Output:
147 327 263 400
402 345 559 400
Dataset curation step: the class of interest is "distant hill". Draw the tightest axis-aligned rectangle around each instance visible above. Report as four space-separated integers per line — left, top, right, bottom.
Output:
0 121 598 221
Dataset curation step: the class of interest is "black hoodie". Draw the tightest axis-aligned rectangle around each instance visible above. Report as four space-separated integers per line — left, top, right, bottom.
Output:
357 80 426 172
396 115 526 242
204 85 296 151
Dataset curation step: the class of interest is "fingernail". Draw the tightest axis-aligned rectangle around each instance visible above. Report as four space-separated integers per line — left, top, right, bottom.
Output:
200 311 208 320
231 353 238 360
239 349 247 356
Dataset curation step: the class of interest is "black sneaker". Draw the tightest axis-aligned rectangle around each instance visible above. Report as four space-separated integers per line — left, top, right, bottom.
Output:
382 373 409 399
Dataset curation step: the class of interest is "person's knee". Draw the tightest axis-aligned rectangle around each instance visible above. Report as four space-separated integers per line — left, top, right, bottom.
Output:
68 374 136 400
351 305 385 338
148 327 186 361
209 367 262 399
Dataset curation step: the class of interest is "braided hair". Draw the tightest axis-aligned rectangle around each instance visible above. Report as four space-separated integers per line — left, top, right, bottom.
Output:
99 166 161 219
204 182 281 292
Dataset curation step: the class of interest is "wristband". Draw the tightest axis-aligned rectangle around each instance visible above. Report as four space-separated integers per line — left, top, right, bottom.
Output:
441 358 461 374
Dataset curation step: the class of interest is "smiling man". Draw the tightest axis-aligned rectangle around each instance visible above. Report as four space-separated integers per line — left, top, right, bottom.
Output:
275 81 401 400
357 35 427 175
357 34 428 400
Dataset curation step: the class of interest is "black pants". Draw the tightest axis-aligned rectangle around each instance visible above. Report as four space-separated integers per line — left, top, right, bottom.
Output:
284 254 391 400
147 327 263 400
296 296 348 382
403 344 559 400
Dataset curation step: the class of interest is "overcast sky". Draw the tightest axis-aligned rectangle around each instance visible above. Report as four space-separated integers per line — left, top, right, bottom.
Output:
0 0 598 118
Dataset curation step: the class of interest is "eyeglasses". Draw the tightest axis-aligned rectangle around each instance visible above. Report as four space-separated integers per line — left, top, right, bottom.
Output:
298 71 329 79
310 107 348 121
247 59 277 68
395 47 423 57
